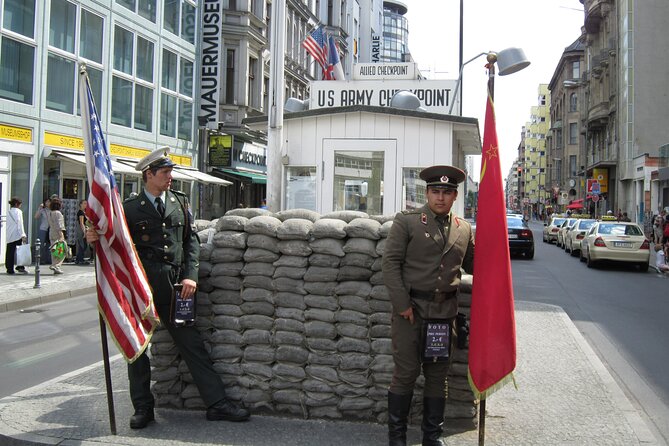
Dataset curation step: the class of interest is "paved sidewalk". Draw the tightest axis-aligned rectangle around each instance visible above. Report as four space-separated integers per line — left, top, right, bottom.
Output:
0 279 661 446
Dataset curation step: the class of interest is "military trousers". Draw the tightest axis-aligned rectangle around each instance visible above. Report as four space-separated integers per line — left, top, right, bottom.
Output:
389 310 452 398
127 302 227 410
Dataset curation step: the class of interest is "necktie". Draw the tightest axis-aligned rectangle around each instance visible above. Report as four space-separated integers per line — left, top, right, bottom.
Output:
155 197 165 217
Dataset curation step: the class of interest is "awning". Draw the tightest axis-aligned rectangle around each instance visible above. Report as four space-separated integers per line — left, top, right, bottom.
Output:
52 151 139 176
175 167 232 186
116 160 193 181
214 168 267 184
566 202 583 210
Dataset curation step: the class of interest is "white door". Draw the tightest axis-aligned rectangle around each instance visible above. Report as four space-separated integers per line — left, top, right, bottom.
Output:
0 172 8 264
321 139 397 215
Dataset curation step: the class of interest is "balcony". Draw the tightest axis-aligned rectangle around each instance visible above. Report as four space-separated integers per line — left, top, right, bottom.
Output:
587 101 609 127
583 0 612 34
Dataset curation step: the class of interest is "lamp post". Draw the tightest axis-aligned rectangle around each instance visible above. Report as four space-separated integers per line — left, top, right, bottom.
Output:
449 47 530 115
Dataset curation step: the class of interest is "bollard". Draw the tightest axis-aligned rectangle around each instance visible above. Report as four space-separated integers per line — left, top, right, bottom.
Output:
34 238 41 289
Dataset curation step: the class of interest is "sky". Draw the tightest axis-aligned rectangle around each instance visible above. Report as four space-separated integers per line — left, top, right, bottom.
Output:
402 0 584 181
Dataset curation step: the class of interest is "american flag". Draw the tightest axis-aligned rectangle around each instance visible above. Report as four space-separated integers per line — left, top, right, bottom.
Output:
78 67 158 362
302 26 328 70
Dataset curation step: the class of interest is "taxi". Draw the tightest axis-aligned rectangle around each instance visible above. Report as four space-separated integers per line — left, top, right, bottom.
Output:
564 218 596 256
543 216 567 244
579 220 650 271
556 218 578 248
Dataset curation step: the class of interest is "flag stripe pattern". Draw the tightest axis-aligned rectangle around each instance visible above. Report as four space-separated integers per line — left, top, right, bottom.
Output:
468 91 517 399
325 35 345 81
79 68 158 363
302 27 328 70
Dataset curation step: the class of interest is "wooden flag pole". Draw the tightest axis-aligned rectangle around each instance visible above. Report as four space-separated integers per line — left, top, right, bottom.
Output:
95 254 117 435
478 398 486 446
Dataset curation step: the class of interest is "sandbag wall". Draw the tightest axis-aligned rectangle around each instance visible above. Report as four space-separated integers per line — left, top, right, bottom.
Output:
149 208 476 424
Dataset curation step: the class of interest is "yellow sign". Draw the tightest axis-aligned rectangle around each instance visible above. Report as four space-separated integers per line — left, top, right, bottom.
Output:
592 168 608 193
44 131 192 166
0 124 32 143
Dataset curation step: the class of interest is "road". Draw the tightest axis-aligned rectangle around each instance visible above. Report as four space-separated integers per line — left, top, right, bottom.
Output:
0 293 104 398
1 228 667 444
513 220 669 445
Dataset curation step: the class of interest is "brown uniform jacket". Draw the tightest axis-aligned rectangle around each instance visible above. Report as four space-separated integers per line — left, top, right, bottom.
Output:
382 204 474 320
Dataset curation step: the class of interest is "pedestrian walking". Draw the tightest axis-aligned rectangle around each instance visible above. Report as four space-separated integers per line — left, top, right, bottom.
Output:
34 198 52 264
75 199 90 265
656 240 669 274
87 147 250 429
5 197 28 275
653 212 664 245
382 165 475 446
48 197 67 274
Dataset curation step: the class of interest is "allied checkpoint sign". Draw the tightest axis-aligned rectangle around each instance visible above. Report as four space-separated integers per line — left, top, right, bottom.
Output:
309 79 459 115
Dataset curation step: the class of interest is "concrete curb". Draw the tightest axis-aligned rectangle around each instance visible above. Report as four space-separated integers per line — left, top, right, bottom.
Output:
0 286 96 313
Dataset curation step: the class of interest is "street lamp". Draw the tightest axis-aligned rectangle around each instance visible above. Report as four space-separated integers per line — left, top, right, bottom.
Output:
448 47 530 115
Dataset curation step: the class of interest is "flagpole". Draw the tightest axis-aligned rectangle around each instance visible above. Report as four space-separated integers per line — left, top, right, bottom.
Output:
78 65 117 435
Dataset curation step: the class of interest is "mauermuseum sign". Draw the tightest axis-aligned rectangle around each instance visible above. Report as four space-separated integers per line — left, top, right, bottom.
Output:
352 63 417 80
309 79 458 114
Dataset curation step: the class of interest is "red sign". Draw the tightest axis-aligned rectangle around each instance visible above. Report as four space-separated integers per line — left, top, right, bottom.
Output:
587 179 601 194
592 194 600 202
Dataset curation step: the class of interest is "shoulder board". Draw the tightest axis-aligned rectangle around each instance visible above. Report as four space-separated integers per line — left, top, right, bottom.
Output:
401 210 421 215
123 194 140 203
170 189 187 197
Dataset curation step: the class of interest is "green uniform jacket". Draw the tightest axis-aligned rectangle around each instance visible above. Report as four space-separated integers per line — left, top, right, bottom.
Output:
382 204 474 320
123 190 199 290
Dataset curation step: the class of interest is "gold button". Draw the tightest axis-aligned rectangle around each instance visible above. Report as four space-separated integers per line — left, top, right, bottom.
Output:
163 234 167 239
435 288 439 292
164 256 168 260
437 276 441 281
164 245 168 250
440 264 444 269
162 223 166 227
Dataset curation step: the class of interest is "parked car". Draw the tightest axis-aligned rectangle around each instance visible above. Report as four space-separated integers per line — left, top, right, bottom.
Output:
565 219 597 256
579 221 650 271
556 218 578 248
507 215 534 259
543 217 567 244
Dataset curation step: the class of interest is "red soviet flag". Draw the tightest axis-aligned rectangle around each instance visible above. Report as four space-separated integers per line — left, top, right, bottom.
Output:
468 92 517 399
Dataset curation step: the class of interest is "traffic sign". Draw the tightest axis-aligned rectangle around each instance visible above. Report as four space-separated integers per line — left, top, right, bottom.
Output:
592 194 600 202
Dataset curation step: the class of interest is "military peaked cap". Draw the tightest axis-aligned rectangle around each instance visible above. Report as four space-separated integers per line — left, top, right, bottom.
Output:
135 146 177 172
419 165 466 189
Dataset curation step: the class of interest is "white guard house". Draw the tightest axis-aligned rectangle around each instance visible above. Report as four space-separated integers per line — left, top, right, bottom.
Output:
243 104 481 216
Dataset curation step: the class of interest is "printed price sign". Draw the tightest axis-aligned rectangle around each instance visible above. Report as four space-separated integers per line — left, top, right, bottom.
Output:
423 321 450 361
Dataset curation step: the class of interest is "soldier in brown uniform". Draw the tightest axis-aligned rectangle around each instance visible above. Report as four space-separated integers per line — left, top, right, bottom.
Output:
382 165 475 446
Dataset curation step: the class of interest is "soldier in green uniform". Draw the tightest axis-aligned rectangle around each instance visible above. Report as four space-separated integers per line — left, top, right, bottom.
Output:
382 165 474 446
88 147 250 429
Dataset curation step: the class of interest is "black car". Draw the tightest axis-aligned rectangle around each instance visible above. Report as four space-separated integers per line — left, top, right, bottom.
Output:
507 216 534 259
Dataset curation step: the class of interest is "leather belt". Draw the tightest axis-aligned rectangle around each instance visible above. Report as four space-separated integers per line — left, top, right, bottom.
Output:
410 289 457 302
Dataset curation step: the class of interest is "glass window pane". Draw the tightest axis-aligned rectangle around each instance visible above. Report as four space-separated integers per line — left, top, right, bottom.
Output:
163 0 178 34
0 37 34 104
80 9 103 63
11 155 31 206
113 26 133 74
403 168 426 210
162 48 177 90
77 66 102 115
134 84 153 131
160 93 176 137
111 75 132 127
49 0 76 52
136 37 154 82
3 0 35 38
333 151 384 214
138 0 156 22
178 99 192 140
179 58 193 97
116 0 135 10
181 1 196 44
285 167 317 211
46 53 75 113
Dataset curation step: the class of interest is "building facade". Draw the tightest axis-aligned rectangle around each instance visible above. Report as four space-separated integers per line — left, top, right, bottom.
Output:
0 0 231 263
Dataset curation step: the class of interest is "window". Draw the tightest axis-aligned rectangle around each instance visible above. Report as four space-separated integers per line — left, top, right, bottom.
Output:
116 0 157 22
403 168 426 210
49 0 75 52
570 93 578 112
80 9 103 62
111 25 155 131
163 0 196 44
225 49 235 104
572 60 580 79
569 155 577 177
46 53 75 113
285 167 317 211
556 128 563 149
248 56 257 108
3 0 35 38
160 49 193 140
0 0 35 104
569 122 578 145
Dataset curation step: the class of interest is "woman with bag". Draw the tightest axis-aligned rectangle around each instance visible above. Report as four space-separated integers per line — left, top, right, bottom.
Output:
5 197 28 274
34 198 52 264
48 197 67 274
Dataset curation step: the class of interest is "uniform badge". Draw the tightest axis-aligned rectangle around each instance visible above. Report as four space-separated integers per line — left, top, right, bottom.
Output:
425 232 430 237
440 175 449 183
421 213 427 225
170 197 176 202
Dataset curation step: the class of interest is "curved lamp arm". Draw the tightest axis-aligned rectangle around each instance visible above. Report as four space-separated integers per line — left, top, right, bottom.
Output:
448 52 488 115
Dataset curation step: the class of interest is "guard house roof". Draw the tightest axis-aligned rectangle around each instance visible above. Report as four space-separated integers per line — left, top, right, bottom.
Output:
243 105 482 155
